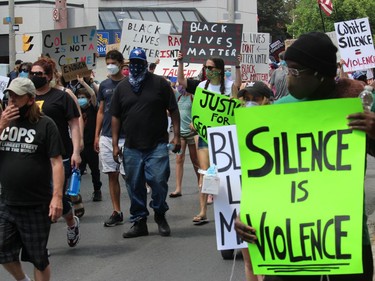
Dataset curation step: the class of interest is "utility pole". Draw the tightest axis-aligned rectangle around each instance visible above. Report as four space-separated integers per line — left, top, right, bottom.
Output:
9 0 15 70
227 0 235 23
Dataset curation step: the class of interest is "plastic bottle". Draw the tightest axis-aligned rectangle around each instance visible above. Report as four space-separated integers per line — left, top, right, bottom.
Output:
167 143 181 154
359 85 374 112
67 168 81 196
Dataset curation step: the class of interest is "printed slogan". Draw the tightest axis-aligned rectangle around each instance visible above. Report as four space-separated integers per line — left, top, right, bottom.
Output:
235 98 365 275
42 26 97 70
191 88 241 143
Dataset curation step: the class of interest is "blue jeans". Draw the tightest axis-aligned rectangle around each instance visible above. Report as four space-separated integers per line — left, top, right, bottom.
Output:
123 143 170 222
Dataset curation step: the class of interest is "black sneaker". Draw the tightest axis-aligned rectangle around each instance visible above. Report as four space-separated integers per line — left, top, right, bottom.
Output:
154 213 171 237
104 211 124 227
92 190 102 202
123 218 148 238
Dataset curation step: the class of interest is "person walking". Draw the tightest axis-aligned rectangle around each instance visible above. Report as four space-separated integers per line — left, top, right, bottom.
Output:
0 78 64 281
235 31 374 281
94 50 126 227
31 58 81 247
111 48 181 238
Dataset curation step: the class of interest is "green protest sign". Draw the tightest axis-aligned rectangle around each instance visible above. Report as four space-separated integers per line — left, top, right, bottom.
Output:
235 98 365 275
191 87 241 143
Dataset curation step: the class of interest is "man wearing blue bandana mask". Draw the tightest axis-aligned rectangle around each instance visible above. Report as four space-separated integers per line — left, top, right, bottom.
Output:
111 48 181 238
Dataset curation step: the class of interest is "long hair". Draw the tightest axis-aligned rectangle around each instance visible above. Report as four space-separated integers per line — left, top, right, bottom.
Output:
27 95 43 124
204 57 225 95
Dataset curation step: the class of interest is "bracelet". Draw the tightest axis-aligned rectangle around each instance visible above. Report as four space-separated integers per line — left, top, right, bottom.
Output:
235 66 240 69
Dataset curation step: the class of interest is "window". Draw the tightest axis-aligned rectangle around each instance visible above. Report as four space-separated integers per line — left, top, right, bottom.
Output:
99 8 205 33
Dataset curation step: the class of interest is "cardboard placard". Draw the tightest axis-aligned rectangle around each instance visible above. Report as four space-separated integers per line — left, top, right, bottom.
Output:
61 61 91 82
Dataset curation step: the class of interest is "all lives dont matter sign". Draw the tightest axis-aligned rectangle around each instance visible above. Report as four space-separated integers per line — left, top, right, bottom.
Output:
181 21 243 65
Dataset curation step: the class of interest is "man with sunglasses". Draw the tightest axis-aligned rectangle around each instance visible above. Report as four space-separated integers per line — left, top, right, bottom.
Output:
235 32 375 281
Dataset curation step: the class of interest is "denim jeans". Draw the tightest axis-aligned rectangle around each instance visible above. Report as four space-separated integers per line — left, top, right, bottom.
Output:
123 143 170 222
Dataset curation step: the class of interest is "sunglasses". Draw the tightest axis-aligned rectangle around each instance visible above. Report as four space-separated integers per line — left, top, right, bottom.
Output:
20 69 29 72
30 71 46 76
204 66 216 71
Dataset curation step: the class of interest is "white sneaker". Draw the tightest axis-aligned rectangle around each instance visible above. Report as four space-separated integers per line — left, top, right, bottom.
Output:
67 216 80 247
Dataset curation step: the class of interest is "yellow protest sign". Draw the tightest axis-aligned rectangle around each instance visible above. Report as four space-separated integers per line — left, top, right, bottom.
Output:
191 87 241 142
235 98 365 275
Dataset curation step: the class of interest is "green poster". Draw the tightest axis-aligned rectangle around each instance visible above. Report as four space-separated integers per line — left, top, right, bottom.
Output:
191 87 241 143
235 98 366 275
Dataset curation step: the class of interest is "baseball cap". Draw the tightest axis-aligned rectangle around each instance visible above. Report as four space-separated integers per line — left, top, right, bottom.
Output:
15 59 23 65
238 81 273 99
4 78 36 97
129 48 147 61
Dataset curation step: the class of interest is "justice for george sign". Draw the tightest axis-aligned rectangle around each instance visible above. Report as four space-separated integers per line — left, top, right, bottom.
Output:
181 21 243 65
235 98 365 275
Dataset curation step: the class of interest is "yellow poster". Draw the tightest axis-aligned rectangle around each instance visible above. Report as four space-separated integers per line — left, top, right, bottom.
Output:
235 98 365 275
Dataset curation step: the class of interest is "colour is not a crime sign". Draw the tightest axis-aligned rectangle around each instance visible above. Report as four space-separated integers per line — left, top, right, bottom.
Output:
235 98 365 275
191 87 241 143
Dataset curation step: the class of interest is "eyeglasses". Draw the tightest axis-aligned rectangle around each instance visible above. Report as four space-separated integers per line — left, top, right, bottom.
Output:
287 67 309 77
30 71 46 76
204 66 216 71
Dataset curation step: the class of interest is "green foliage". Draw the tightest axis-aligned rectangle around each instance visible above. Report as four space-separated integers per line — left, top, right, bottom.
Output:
286 0 375 38
258 0 289 39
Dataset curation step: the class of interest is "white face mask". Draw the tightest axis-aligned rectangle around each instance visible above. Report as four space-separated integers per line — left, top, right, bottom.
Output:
107 64 119 75
245 101 259 107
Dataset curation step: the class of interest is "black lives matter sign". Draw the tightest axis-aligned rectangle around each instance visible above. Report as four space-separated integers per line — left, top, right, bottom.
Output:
181 21 243 65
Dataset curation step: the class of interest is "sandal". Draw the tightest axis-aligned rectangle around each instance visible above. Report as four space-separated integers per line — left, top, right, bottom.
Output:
192 215 209 225
169 192 182 198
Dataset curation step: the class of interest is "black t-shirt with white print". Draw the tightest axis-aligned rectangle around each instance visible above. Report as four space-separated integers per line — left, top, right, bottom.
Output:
0 116 64 205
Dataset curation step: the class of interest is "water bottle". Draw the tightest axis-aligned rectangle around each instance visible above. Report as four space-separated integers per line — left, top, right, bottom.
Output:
167 143 181 154
359 85 374 112
67 168 81 196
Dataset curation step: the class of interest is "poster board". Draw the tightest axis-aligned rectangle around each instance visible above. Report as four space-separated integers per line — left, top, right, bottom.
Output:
240 33 270 82
42 26 97 70
181 21 243 65
155 34 202 78
335 17 375 72
235 98 365 275
208 125 247 250
191 87 241 143
61 61 91 82
119 19 171 63
0 75 10 100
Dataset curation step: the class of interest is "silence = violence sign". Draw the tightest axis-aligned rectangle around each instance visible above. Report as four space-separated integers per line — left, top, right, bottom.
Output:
181 21 243 66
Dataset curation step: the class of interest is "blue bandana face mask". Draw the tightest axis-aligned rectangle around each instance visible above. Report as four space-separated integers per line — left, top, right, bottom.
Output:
128 62 148 93
78 97 88 108
129 62 147 77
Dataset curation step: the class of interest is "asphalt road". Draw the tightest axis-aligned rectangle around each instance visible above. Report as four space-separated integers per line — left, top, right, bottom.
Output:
2 153 375 281
0 151 246 281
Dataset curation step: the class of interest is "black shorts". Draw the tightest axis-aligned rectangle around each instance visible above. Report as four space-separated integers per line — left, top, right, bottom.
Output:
263 243 373 281
0 202 51 271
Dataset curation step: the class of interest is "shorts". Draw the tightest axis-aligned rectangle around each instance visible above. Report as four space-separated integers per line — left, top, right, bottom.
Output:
198 136 208 149
99 136 125 175
181 133 196 145
0 202 51 271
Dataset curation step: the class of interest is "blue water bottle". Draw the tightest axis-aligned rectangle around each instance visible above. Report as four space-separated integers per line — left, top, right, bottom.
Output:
67 168 81 196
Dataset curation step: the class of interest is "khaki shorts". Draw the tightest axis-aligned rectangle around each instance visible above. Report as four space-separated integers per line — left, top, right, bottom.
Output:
99 136 125 175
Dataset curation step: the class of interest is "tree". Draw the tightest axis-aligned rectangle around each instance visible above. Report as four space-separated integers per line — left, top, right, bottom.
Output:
257 0 290 41
286 0 375 38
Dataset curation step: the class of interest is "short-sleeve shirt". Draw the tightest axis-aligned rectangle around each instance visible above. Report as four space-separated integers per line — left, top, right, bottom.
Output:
98 78 123 137
35 88 80 159
111 73 178 149
0 116 64 205
197 79 234 97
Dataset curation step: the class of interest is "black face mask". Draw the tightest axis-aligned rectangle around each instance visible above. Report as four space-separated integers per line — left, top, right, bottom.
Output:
18 103 31 120
30 75 48 89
